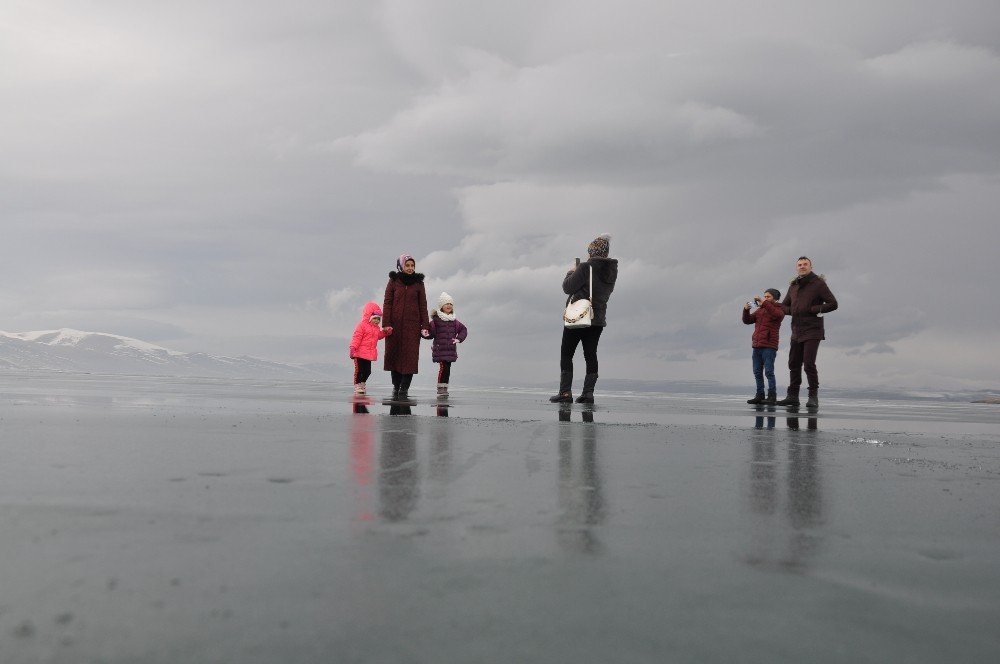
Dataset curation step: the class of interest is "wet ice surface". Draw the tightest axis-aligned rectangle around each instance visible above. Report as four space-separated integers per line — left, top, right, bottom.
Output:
1 374 999 663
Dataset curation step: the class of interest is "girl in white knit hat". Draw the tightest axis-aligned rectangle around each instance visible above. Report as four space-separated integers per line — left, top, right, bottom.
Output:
426 292 469 397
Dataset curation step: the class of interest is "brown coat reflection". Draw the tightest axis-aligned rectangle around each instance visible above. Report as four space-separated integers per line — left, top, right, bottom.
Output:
745 417 822 571
379 406 420 521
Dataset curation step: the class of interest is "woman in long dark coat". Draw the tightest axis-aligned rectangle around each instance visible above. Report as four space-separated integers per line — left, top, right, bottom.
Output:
382 253 430 400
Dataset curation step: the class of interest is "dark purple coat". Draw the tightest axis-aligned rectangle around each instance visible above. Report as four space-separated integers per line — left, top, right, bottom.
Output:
781 272 838 342
427 315 468 363
382 272 430 374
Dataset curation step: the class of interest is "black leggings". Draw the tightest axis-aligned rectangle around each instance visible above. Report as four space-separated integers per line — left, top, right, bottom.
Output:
354 359 372 384
560 326 604 374
437 362 451 384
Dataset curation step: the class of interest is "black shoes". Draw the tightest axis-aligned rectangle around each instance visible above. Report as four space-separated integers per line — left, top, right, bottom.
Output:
575 373 598 404
747 393 765 404
775 395 800 407
549 392 573 403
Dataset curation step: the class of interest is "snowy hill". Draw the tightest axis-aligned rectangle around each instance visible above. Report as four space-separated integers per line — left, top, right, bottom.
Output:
0 329 336 380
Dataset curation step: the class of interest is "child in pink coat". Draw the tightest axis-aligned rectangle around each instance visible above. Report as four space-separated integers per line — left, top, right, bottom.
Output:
349 302 393 395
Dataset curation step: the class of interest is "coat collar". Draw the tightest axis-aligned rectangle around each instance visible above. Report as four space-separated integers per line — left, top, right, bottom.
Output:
791 271 818 286
389 271 425 285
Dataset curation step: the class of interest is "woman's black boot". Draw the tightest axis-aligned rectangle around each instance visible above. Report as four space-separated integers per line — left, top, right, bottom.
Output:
575 373 598 403
549 371 573 403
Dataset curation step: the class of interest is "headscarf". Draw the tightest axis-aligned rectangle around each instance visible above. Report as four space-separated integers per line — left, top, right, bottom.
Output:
396 253 415 271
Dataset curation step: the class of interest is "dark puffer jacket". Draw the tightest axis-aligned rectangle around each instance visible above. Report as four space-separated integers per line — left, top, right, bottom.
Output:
562 257 618 327
742 299 785 350
427 314 468 363
382 271 430 374
781 272 838 342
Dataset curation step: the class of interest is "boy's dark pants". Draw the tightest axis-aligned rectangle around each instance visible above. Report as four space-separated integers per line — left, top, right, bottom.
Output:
787 339 821 394
752 347 777 395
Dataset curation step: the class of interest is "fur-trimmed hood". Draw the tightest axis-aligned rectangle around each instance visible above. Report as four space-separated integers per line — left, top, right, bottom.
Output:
789 271 826 286
388 271 425 285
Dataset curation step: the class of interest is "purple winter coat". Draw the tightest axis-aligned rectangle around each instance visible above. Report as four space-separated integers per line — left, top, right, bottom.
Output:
427 314 468 363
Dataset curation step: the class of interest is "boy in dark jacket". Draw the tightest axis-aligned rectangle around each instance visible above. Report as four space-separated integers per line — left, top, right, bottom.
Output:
742 288 785 405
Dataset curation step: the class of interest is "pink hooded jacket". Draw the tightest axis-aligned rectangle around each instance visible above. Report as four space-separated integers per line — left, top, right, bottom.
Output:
349 302 389 361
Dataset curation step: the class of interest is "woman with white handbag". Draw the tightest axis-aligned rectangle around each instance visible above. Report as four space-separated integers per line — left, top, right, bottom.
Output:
550 234 619 404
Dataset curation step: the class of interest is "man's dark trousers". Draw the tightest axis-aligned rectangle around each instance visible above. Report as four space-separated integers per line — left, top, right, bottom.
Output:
788 339 821 392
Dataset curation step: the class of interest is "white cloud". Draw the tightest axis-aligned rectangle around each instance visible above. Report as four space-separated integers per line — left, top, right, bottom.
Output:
326 287 362 313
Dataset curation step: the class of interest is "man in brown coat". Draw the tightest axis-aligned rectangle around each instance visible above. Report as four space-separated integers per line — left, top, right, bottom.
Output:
775 256 838 409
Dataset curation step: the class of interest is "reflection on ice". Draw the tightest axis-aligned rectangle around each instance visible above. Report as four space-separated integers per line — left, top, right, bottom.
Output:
744 416 825 572
557 403 594 423
556 405 604 554
1 374 998 662
379 414 420 522
349 399 376 522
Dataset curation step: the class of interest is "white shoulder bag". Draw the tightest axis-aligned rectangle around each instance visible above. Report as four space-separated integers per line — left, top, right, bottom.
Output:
563 264 593 328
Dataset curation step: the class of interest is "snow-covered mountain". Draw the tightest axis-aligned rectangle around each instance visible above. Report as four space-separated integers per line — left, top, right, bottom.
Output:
0 329 337 379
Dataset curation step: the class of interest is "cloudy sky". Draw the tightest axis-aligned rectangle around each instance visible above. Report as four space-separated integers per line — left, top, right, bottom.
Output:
2 1 999 391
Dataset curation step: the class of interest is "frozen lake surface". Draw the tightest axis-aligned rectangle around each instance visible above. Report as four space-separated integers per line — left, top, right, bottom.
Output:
1 373 999 663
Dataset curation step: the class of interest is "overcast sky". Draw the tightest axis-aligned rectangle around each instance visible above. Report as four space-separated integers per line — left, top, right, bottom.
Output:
2 1 999 391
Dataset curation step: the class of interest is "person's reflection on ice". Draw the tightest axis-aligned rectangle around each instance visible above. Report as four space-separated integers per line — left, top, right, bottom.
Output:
754 414 776 429
558 405 594 423
743 416 822 571
749 436 777 515
556 405 603 553
785 418 822 568
428 406 452 484
378 404 419 521
349 397 375 521
785 416 817 431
